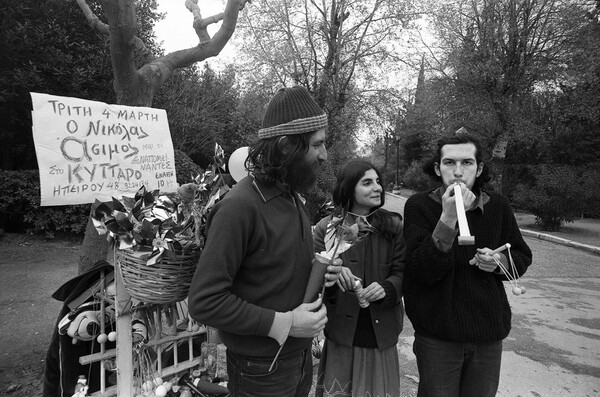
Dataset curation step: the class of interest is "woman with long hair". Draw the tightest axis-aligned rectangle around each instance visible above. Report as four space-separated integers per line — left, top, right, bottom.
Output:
314 159 406 397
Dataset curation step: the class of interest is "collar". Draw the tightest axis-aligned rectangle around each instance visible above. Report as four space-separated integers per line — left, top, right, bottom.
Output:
250 174 295 203
429 187 490 212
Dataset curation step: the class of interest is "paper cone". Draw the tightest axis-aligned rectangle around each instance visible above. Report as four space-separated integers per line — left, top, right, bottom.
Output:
303 259 329 303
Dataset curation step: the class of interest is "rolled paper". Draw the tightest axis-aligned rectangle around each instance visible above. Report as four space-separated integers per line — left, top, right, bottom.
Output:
303 254 331 303
454 185 475 245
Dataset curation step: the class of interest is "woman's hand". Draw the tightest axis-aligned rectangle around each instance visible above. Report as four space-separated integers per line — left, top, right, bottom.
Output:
359 282 386 303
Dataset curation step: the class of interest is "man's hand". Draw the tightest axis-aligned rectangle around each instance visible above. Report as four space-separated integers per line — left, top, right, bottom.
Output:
360 282 386 303
440 184 458 228
323 258 343 288
288 298 327 338
334 266 356 292
440 183 477 228
470 247 500 272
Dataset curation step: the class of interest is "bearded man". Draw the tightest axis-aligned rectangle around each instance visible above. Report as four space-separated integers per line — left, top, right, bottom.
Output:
188 86 341 397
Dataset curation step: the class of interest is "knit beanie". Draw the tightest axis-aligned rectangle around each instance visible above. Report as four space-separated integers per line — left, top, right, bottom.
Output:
258 86 328 139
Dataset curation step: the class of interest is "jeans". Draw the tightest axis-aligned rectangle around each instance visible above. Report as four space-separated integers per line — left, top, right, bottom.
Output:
226 347 312 397
413 333 502 397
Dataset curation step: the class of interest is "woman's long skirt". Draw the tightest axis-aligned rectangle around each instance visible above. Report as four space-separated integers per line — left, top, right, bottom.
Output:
315 338 400 397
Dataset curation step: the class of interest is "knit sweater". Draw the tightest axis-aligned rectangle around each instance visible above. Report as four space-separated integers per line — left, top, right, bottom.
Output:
403 189 532 343
187 176 314 357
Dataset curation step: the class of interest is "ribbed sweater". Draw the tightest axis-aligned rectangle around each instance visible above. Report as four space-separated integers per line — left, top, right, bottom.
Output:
403 190 532 343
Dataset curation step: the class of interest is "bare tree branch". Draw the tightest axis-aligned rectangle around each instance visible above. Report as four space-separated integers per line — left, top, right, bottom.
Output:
76 0 249 106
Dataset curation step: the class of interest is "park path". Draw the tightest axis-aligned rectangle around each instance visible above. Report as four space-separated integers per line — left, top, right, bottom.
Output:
384 193 600 397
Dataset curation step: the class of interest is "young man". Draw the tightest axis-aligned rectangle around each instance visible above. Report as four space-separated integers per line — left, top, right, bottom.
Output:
188 86 341 397
402 132 533 397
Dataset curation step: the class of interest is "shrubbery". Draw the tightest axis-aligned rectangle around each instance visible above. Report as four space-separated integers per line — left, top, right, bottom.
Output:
0 170 90 235
402 161 438 192
511 164 598 231
0 151 203 235
173 149 203 185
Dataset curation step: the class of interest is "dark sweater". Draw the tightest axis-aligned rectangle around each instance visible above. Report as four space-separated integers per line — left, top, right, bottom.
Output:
403 190 532 343
187 176 314 357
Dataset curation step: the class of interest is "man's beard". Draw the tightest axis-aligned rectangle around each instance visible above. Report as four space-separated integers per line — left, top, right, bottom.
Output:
286 156 319 193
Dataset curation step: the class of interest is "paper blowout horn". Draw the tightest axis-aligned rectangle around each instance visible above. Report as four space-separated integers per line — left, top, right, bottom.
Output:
228 146 250 183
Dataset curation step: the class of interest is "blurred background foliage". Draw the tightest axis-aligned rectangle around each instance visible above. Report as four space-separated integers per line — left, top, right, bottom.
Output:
1 0 599 233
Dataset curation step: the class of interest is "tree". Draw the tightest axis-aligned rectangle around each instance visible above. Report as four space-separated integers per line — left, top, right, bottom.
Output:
75 0 248 107
397 55 436 165
0 0 114 170
504 0 600 226
153 64 242 166
422 0 584 182
75 0 250 273
233 0 417 170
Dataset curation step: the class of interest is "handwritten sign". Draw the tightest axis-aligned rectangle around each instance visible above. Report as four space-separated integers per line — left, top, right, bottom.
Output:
30 92 178 206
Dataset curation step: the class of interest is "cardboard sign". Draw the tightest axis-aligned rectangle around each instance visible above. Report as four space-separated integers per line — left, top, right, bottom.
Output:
30 93 178 206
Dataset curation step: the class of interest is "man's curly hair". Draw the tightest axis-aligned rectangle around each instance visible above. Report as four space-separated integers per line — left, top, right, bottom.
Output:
246 132 314 185
422 133 494 192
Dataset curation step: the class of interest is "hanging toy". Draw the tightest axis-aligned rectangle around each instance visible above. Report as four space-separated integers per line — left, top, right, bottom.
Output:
71 375 89 397
131 319 148 344
470 243 526 295
58 302 115 343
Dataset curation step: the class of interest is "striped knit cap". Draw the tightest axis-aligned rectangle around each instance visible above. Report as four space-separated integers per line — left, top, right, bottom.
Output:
258 86 328 139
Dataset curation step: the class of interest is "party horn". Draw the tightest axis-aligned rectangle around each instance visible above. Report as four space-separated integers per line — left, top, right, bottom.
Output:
454 185 474 245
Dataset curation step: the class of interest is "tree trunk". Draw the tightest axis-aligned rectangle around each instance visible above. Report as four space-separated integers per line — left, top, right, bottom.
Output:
491 132 508 192
75 0 247 273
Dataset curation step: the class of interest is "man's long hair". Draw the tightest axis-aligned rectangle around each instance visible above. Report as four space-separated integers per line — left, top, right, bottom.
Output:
246 133 313 185
422 133 494 192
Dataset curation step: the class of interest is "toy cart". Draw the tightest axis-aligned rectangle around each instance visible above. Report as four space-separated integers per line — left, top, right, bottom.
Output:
78 259 225 396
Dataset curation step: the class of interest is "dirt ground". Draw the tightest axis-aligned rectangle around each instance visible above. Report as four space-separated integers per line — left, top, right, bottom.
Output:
0 233 81 396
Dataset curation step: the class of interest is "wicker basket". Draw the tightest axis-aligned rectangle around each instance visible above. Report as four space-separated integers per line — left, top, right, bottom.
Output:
117 248 201 304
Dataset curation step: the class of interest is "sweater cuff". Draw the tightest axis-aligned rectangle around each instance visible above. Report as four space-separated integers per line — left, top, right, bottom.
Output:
377 280 397 307
432 220 457 252
268 311 293 346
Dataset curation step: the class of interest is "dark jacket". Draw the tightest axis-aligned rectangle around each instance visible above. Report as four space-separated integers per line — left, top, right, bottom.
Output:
313 209 406 350
43 261 115 397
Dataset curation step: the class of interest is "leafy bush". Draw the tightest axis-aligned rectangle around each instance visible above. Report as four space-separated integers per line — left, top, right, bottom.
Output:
402 161 438 192
0 170 90 235
579 165 600 219
0 151 203 235
512 165 587 231
174 149 203 185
